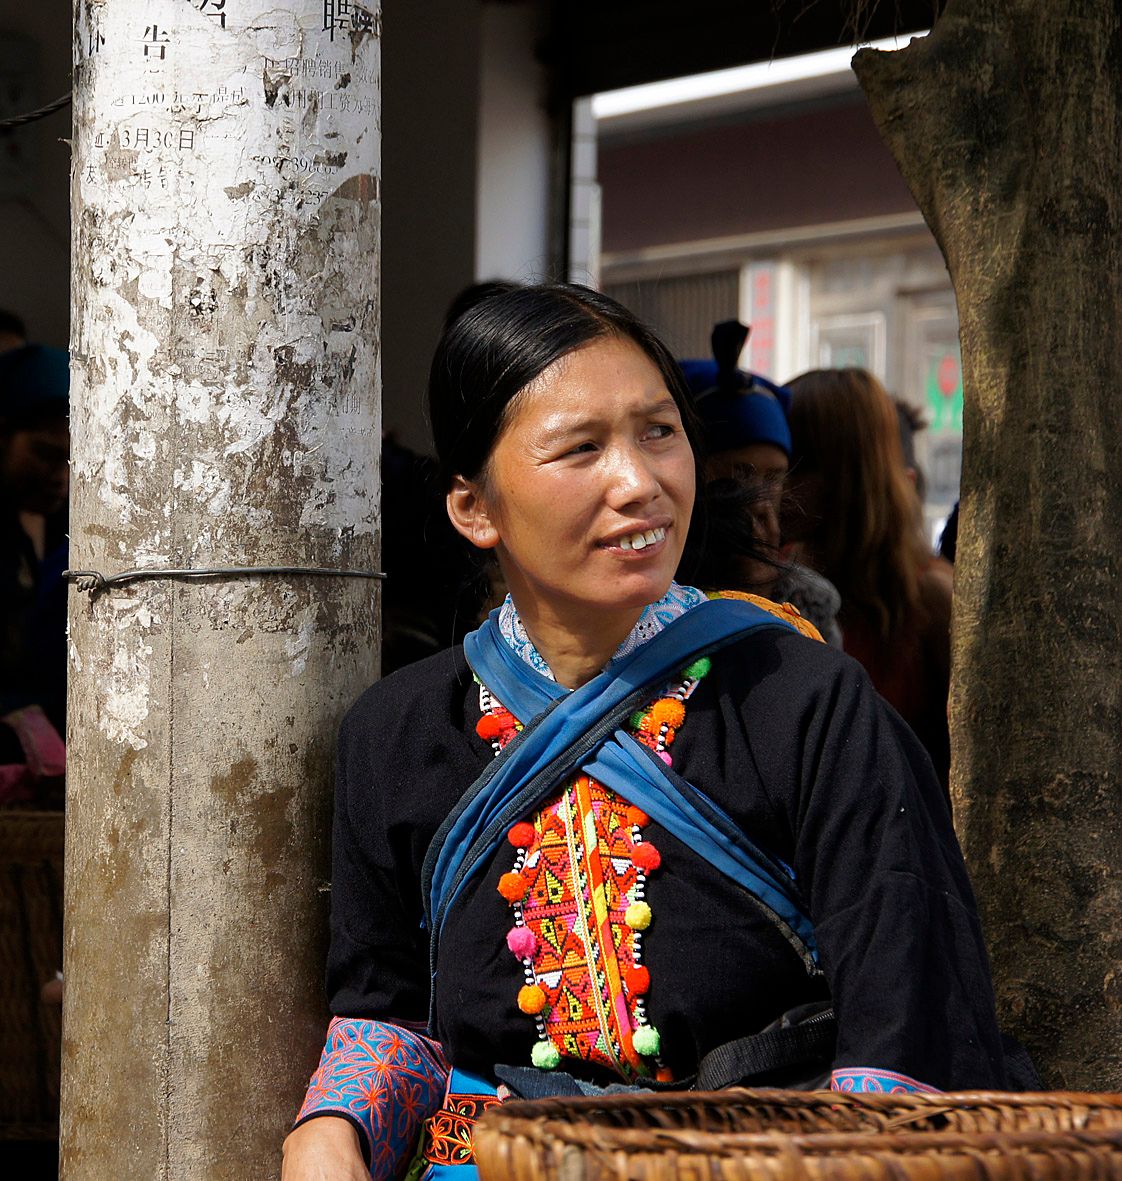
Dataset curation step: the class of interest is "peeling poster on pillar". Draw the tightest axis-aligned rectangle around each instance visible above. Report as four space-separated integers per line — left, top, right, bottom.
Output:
72 0 381 568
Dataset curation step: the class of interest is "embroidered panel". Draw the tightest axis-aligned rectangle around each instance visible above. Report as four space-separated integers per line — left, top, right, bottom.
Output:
486 662 710 1082
422 1092 502 1167
521 777 647 1077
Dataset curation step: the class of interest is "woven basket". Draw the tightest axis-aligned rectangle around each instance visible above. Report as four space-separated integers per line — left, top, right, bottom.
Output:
0 810 64 1140
474 1088 1122 1181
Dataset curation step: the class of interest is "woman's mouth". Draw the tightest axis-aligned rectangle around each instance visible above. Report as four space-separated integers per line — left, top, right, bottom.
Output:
614 526 667 552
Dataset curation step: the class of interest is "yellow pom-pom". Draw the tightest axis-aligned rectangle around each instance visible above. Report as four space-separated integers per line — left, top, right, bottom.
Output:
517 984 547 1015
625 901 652 931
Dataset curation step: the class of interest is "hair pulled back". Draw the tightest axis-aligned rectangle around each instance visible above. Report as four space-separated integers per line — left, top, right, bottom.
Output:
427 283 701 489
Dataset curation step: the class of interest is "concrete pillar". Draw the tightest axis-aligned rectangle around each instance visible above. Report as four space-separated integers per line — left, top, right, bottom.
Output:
63 2 380 1176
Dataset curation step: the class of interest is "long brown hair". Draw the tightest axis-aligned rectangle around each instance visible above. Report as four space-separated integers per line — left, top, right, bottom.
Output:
785 367 929 639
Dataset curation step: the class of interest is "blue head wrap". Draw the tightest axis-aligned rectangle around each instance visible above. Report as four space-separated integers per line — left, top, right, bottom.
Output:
0 344 70 425
681 321 791 459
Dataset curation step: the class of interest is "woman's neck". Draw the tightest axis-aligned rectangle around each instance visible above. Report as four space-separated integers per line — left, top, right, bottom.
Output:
511 597 645 689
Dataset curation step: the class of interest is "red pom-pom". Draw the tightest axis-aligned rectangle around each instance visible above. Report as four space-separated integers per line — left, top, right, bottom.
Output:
631 843 661 872
625 965 651 995
497 872 529 902
507 822 536 849
626 806 650 828
476 713 504 741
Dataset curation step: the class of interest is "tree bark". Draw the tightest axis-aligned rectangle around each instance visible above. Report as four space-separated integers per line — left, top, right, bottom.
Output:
854 1 1122 1088
64 2 380 1175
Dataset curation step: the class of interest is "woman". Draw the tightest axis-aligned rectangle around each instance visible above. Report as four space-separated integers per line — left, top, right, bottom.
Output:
784 368 954 787
283 287 1005 1181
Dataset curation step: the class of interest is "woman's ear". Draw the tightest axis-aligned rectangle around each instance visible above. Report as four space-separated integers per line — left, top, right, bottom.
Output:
446 475 501 549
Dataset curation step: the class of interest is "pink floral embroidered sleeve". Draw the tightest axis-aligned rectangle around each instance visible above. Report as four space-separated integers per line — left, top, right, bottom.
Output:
295 1017 450 1180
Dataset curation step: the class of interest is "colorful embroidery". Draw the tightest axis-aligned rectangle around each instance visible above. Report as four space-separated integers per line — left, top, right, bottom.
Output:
297 1017 449 1180
422 1092 501 1167
831 1067 941 1095
484 660 710 1084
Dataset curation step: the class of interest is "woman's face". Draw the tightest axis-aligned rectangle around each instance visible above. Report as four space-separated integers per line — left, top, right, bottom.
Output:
451 335 696 630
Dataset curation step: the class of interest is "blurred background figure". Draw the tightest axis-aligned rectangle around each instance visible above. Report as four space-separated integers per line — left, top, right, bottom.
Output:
680 321 842 645
938 501 959 564
379 283 520 674
0 309 28 354
785 367 952 789
0 340 69 1180
0 343 69 805
894 396 928 504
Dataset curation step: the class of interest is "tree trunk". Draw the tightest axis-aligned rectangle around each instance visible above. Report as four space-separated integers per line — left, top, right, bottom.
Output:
64 2 380 1175
853 1 1122 1088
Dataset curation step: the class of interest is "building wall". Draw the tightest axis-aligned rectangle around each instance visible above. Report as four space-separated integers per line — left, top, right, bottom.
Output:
598 96 917 253
381 0 482 452
475 2 552 284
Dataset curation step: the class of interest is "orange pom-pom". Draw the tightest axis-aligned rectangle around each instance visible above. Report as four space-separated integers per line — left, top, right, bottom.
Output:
517 984 547 1015
497 872 529 902
648 699 686 730
626 806 650 828
507 822 536 849
625 965 650 995
631 843 661 872
476 713 504 741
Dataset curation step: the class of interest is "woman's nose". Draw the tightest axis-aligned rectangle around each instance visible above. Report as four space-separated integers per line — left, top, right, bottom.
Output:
606 445 660 506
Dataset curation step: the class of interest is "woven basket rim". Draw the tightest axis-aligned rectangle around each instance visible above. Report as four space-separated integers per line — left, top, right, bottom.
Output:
489 1087 1122 1122
475 1117 1122 1157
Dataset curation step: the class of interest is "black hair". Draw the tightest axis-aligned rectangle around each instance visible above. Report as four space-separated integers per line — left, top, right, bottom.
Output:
680 477 781 593
442 280 522 335
426 282 703 489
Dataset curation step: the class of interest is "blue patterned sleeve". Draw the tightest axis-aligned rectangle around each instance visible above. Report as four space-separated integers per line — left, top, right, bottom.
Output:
295 1017 450 1180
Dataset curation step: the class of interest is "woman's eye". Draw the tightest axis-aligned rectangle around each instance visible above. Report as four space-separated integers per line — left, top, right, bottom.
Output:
645 423 676 440
565 441 598 456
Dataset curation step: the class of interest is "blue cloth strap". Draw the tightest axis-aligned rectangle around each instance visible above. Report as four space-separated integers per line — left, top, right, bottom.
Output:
423 598 816 979
426 599 792 940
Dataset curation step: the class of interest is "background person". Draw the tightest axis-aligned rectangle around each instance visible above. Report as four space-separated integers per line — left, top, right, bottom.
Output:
784 366 953 790
0 344 69 803
681 321 841 645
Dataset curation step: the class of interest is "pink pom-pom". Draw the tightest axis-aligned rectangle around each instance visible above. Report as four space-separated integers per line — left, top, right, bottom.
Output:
506 926 537 958
657 750 673 765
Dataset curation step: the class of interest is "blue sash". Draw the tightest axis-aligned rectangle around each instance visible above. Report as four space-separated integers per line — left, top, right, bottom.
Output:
421 598 820 1018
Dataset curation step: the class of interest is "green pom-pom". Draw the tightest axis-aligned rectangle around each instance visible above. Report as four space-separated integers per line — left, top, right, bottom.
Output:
682 657 711 681
531 1040 561 1070
632 1025 661 1057
629 709 648 729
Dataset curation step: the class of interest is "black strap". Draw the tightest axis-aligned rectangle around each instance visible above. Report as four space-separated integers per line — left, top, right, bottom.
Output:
695 1007 837 1091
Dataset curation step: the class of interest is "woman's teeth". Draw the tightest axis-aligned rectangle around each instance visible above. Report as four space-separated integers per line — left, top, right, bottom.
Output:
618 527 666 551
